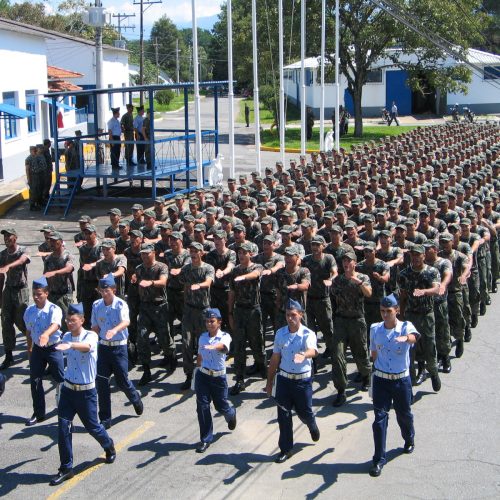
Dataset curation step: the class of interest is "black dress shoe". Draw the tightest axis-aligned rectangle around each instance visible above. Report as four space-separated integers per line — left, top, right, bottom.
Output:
431 374 441 392
133 397 144 416
360 375 370 392
464 327 472 342
309 423 320 442
196 441 210 453
50 469 74 486
441 356 452 374
26 414 45 427
403 441 415 454
486 297 491 306
415 371 426 386
275 451 292 463
369 463 383 477
492 284 497 293
105 445 116 464
229 379 245 396
180 376 192 391
227 414 237 430
471 314 478 328
332 392 346 407
480 302 487 316
455 340 464 358
138 365 152 386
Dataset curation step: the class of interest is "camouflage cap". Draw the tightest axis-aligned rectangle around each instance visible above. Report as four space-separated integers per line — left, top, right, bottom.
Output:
143 209 156 218
140 243 155 253
129 230 143 238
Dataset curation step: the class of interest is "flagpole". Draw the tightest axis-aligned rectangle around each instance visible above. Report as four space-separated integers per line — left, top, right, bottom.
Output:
227 0 235 177
300 0 306 154
251 0 261 174
192 0 203 187
335 0 340 152
278 0 285 163
319 0 325 150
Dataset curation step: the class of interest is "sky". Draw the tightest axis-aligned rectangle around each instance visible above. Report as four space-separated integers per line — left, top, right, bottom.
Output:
39 0 223 38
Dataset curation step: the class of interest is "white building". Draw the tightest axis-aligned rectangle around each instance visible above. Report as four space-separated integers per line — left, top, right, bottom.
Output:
284 48 500 118
0 17 130 182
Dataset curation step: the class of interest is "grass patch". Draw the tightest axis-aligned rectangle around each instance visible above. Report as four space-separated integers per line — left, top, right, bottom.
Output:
238 99 301 125
132 94 193 113
261 125 418 150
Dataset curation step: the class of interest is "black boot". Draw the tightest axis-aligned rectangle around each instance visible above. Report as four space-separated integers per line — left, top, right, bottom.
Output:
480 302 486 316
471 314 478 328
441 356 451 374
360 375 370 392
464 327 472 342
0 351 14 370
455 340 464 358
138 365 152 386
415 362 426 385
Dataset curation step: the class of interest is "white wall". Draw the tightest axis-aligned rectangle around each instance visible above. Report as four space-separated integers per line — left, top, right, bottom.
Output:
0 29 48 182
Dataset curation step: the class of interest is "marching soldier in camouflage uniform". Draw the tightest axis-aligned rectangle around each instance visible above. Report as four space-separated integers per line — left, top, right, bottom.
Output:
78 224 102 328
398 245 441 392
135 243 173 385
104 209 121 239
178 242 215 390
0 228 30 370
43 231 75 332
228 243 265 395
95 239 127 299
330 250 372 406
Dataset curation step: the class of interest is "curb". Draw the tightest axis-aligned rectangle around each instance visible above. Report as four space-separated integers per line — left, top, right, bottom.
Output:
260 146 321 154
0 188 29 217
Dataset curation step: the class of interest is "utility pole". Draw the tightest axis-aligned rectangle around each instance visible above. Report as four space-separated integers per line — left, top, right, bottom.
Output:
95 0 105 131
133 0 162 105
112 13 135 40
153 37 160 84
176 38 180 84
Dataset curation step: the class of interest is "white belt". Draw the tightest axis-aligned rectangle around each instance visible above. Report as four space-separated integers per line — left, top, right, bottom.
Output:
99 339 128 346
64 381 95 391
279 370 311 380
374 369 409 381
200 367 226 377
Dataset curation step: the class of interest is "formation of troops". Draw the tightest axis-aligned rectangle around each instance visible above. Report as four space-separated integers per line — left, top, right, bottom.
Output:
2 121 500 481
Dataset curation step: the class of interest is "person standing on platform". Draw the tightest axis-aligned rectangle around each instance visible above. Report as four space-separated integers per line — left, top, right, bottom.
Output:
0 228 30 370
133 105 146 164
43 139 54 201
142 109 152 170
50 303 116 486
121 104 135 166
23 277 64 427
194 308 236 454
108 107 121 170
265 299 320 464
92 275 143 430
369 294 418 477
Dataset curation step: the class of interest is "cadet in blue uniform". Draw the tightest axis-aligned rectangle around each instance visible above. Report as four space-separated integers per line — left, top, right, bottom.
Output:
91 275 143 430
266 299 320 463
50 303 116 486
23 277 64 426
194 308 236 454
369 294 419 477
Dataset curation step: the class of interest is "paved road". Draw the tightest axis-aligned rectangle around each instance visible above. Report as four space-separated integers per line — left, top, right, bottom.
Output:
0 100 499 498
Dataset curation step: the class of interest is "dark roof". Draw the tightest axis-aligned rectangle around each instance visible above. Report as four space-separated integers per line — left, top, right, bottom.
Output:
0 17 126 52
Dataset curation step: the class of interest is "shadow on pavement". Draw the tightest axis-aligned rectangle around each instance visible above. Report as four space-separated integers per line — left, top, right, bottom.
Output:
0 459 49 495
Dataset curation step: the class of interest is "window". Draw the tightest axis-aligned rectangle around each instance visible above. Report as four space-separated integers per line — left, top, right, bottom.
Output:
484 66 500 80
2 92 18 139
25 90 37 133
366 69 383 83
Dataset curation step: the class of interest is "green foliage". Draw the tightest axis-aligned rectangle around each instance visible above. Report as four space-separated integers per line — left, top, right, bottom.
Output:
155 89 175 105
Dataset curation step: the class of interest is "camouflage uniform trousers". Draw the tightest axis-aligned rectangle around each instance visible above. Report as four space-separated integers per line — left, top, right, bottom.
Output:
331 316 371 392
44 166 53 199
124 131 135 164
490 239 500 289
434 299 451 358
462 284 471 328
29 171 45 208
405 310 438 377
1 286 29 351
447 290 465 341
233 305 265 379
48 292 73 332
167 287 184 337
81 280 99 329
182 304 208 376
260 291 278 336
127 288 141 345
210 287 232 334
467 271 480 317
364 301 382 337
306 297 334 352
137 301 174 365
478 257 490 305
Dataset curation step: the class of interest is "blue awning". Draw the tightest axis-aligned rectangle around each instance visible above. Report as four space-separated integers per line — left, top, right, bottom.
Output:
41 98 76 111
0 103 35 119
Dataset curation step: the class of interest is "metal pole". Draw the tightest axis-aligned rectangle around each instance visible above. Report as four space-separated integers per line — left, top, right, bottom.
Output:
139 0 144 106
176 38 180 93
95 0 105 131
335 0 340 152
320 0 325 150
192 0 204 187
278 0 285 163
227 0 235 177
251 0 261 175
300 0 306 154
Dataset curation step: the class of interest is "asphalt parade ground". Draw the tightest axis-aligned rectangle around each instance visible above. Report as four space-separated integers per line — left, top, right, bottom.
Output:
0 99 499 499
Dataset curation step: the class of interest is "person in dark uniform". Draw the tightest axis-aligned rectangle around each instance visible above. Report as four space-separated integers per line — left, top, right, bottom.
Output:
23 277 64 426
50 303 116 486
306 107 315 141
120 103 135 166
0 228 30 370
369 294 419 477
266 298 320 463
194 308 236 454
108 107 121 170
244 103 250 127
92 275 143 430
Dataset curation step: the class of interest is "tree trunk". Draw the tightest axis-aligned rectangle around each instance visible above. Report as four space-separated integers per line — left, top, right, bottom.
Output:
353 82 363 137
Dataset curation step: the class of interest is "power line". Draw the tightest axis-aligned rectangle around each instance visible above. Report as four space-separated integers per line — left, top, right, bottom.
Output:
111 13 136 40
